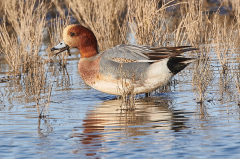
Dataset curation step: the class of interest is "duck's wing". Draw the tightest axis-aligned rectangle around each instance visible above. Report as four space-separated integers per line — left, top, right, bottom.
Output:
98 44 198 81
101 44 198 63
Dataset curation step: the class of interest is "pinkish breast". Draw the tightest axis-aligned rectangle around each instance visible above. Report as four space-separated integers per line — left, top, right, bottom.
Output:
78 57 100 86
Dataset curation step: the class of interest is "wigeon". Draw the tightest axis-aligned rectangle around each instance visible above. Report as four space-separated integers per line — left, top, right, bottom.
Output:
51 24 197 95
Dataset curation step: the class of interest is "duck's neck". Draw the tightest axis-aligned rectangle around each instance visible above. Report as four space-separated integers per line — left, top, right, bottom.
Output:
77 27 98 58
79 46 98 58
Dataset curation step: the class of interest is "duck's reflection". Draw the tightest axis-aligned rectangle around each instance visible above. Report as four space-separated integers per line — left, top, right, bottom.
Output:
71 97 190 156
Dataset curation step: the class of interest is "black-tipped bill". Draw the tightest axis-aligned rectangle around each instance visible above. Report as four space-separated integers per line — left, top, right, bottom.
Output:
51 40 71 56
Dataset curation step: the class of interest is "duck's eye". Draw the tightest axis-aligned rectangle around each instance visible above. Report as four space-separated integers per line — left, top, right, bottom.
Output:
70 32 75 37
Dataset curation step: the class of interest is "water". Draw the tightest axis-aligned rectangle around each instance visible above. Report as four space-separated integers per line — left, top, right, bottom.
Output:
1 49 240 159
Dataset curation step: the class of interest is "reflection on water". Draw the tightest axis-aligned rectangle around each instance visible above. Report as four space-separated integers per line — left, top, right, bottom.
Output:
0 63 72 117
71 98 190 156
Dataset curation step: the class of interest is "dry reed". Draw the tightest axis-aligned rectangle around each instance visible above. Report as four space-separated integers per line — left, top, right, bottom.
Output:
47 15 71 67
1 0 240 112
0 0 47 74
0 0 52 116
66 0 128 51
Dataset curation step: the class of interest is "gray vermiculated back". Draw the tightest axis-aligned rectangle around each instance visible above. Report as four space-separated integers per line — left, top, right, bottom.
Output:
99 55 150 81
101 44 152 60
98 45 153 81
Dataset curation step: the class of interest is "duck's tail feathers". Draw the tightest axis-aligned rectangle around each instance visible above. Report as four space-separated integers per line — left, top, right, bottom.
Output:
144 46 198 61
179 58 197 64
167 57 197 75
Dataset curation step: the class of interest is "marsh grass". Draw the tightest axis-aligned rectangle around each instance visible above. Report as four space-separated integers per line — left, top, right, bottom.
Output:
47 15 71 67
66 0 128 51
116 63 136 110
126 0 181 46
167 0 240 103
0 0 48 74
0 0 55 116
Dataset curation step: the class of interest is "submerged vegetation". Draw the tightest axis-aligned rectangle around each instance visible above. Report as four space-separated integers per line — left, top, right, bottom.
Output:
0 0 240 114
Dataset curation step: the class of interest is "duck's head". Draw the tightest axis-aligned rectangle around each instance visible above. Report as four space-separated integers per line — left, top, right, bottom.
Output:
51 24 98 58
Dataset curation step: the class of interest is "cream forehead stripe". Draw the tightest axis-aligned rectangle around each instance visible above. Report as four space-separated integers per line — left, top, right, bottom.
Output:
62 24 78 40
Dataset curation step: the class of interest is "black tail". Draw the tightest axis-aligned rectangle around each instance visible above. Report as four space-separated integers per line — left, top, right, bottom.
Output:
167 57 196 75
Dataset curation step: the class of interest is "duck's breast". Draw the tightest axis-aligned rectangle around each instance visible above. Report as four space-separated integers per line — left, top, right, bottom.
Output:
78 57 101 86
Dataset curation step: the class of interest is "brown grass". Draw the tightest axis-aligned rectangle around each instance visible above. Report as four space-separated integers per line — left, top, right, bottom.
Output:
1 0 240 111
47 15 71 67
66 0 128 51
0 0 52 116
0 0 47 74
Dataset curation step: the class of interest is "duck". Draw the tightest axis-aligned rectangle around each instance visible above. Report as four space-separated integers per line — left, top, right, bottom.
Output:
51 24 198 96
